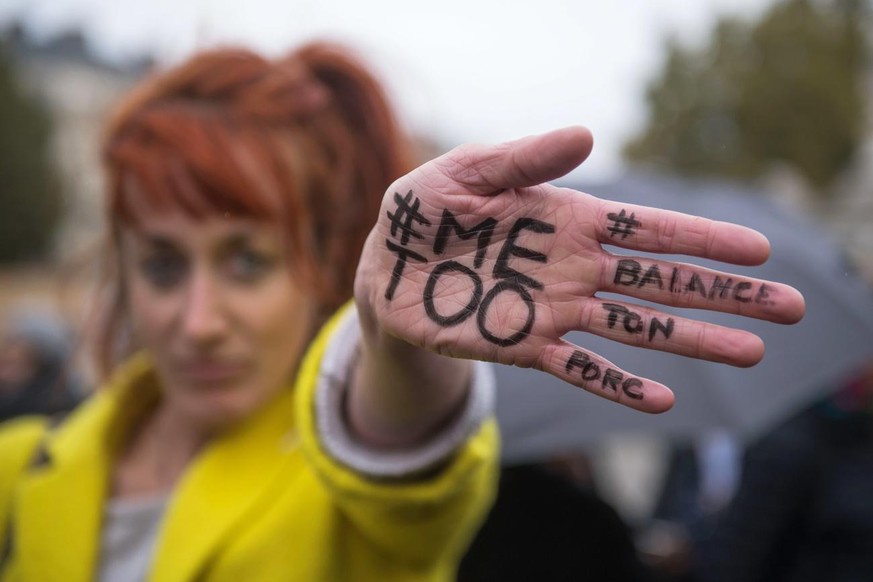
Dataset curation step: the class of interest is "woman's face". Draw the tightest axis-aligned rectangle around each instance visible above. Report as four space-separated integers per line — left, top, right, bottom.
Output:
121 210 313 430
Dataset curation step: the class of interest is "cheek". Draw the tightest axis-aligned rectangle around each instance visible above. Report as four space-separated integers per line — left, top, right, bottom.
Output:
243 280 312 377
127 282 178 347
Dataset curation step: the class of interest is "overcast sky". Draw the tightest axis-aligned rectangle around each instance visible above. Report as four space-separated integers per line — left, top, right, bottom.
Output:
2 0 773 181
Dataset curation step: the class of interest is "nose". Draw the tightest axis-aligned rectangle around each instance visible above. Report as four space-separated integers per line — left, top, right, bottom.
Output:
180 268 229 346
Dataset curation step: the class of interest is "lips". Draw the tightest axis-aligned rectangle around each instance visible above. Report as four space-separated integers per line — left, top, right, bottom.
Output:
176 359 248 385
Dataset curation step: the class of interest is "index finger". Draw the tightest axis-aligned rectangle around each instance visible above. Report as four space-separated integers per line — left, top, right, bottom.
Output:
593 198 771 266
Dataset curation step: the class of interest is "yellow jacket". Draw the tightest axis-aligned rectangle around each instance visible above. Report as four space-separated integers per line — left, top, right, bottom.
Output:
0 311 498 581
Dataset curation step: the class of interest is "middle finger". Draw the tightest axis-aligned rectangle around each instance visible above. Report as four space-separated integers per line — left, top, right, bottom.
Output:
599 253 805 324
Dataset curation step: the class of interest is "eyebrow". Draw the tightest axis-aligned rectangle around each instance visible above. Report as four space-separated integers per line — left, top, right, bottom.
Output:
144 234 179 247
123 231 180 251
127 223 270 253
221 232 257 250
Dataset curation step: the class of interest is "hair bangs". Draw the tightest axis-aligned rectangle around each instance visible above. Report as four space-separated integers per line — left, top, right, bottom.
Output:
109 107 289 231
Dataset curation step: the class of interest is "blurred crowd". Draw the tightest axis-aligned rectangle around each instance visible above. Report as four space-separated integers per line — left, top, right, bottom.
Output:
465 361 873 582
0 305 82 424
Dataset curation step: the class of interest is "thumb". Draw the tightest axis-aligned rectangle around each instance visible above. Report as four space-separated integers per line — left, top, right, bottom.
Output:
436 126 594 195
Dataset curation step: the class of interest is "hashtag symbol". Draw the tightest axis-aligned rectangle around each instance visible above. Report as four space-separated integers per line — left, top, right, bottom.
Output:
384 190 432 300
388 190 431 245
606 209 641 239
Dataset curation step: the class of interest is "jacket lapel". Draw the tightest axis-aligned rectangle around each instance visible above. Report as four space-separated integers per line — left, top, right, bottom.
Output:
148 386 300 582
13 390 115 582
10 353 300 582
10 354 156 582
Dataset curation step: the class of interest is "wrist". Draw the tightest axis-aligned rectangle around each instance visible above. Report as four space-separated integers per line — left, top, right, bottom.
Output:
313 306 495 478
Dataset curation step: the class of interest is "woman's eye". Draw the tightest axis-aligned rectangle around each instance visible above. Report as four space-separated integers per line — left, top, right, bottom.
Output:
227 250 274 282
139 253 188 289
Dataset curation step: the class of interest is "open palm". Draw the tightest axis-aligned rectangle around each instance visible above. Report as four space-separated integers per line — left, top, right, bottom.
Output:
355 127 805 413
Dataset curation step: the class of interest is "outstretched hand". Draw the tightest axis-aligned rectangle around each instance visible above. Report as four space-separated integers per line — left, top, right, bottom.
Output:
355 127 806 413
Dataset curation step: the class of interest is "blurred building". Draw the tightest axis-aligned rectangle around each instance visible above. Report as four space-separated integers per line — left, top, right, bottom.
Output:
763 146 873 284
829 135 873 280
3 24 150 263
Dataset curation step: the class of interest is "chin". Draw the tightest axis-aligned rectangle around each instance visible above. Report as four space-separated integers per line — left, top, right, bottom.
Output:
174 389 267 432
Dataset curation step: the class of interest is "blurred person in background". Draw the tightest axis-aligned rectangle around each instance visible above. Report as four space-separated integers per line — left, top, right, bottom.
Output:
638 429 742 582
459 453 656 581
0 306 82 423
0 39 804 582
695 362 873 582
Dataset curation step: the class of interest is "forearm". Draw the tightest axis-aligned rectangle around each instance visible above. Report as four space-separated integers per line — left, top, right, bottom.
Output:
347 308 472 449
293 306 499 566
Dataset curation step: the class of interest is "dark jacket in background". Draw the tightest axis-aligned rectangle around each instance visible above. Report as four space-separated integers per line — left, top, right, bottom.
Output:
459 463 654 582
700 399 873 582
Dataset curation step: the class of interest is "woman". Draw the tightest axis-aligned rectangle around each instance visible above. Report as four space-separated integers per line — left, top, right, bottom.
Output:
0 41 804 581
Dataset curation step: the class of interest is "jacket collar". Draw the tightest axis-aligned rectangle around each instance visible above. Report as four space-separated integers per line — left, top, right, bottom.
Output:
12 353 300 582
13 354 148 582
148 374 300 582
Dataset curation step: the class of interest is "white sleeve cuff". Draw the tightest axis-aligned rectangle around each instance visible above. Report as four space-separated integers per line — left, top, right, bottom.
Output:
313 306 495 479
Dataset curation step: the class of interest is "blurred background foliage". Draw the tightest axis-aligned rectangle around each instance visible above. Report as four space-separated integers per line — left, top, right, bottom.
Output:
0 44 61 264
624 0 869 194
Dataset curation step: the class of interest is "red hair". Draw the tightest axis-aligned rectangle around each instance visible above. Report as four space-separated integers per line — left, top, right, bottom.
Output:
91 42 415 377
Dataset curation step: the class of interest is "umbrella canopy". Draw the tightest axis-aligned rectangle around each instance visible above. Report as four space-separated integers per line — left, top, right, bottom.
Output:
496 171 873 465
